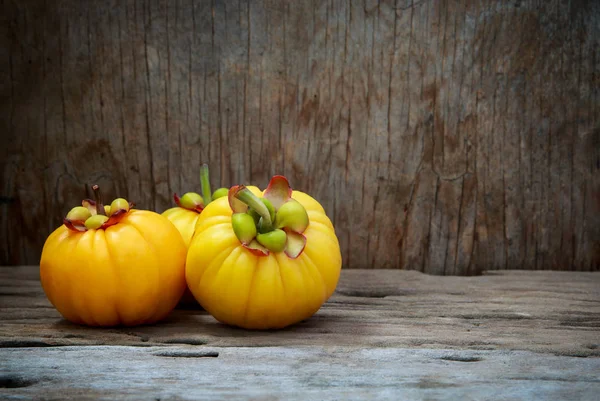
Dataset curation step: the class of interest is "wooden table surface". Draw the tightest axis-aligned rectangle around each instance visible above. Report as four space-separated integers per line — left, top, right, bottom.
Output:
1 266 599 400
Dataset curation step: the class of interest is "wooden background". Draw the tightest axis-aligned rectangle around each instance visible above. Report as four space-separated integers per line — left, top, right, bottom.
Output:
1 0 598 273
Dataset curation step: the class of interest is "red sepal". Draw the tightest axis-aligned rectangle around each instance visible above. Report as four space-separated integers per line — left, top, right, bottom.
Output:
228 185 249 213
63 219 87 232
81 199 97 215
174 193 203 213
283 229 307 259
263 175 292 211
242 239 269 257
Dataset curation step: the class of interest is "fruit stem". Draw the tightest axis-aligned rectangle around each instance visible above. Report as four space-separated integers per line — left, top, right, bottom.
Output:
200 164 212 205
92 185 106 216
235 187 272 229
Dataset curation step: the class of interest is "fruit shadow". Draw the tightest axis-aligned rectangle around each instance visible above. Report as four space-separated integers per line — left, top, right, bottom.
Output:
49 305 364 348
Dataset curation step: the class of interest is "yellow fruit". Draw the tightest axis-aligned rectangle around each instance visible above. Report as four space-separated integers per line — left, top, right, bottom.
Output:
40 210 187 326
162 207 202 248
186 185 341 329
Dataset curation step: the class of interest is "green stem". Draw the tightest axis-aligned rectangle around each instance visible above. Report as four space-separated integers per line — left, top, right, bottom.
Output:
92 185 106 216
235 187 272 230
200 164 212 205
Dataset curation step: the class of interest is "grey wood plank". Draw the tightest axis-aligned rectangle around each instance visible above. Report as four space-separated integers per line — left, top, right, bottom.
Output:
1 266 598 358
1 345 599 400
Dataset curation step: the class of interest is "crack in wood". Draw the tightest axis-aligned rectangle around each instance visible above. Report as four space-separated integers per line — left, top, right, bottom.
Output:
158 338 209 346
0 375 38 389
439 355 483 362
152 350 219 358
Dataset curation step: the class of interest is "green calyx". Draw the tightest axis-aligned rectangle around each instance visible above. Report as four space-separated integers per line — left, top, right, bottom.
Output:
232 213 257 245
85 214 109 230
256 229 287 253
230 184 310 255
235 188 273 229
247 208 261 224
180 192 204 210
109 198 130 216
262 198 276 222
200 164 213 204
275 199 309 233
257 198 276 233
66 206 92 222
212 187 228 200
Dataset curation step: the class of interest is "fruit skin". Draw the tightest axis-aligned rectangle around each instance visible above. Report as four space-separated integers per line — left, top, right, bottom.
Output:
40 210 187 326
186 186 341 330
162 207 202 248
161 207 202 307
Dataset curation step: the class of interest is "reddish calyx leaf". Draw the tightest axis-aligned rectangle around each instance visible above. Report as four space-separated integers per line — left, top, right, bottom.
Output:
101 201 135 229
263 175 292 211
82 199 98 215
228 185 249 213
173 193 182 207
63 218 87 232
174 193 203 213
284 229 307 259
243 239 270 256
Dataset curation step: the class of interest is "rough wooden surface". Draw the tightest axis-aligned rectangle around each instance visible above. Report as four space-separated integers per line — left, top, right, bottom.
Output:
2 346 600 400
1 266 599 353
1 266 599 399
1 1 599 273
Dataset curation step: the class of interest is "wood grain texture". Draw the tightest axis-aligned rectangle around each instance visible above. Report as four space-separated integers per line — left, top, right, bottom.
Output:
1 0 599 273
1 266 599 357
2 346 599 400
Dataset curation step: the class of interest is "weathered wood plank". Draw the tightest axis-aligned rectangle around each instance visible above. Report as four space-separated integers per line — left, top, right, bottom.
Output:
1 0 599 273
1 346 599 400
1 266 599 398
1 266 598 358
